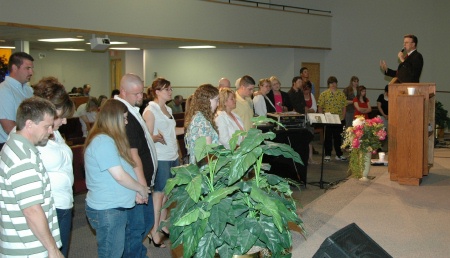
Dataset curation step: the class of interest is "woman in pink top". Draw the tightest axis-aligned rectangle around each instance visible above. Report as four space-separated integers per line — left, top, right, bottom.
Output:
266 76 292 113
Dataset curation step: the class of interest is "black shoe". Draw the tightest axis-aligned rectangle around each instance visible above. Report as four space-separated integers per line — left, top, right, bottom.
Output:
147 233 166 248
160 229 170 238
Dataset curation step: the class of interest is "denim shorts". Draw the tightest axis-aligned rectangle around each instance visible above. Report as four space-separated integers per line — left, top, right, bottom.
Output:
154 159 179 192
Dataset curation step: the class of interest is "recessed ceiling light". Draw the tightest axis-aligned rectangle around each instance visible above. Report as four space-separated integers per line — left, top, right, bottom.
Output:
39 38 85 42
109 47 141 50
178 45 216 49
0 46 15 49
110 41 127 45
54 48 86 51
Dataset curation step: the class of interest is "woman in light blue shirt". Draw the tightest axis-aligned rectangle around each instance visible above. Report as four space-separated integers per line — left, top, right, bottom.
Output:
84 99 149 258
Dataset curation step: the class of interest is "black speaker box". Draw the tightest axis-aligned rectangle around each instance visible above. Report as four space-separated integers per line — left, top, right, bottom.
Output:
313 223 392 258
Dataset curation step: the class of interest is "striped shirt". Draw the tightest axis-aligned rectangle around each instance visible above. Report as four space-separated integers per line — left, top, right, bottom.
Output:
0 133 61 257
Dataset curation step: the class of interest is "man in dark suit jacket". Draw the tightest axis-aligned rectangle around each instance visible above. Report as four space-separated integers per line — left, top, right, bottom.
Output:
380 34 423 83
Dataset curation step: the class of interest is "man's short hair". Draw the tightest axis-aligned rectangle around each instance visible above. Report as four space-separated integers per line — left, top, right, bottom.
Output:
239 75 256 87
299 67 308 75
8 52 34 72
404 34 418 46
327 76 338 85
292 76 302 85
174 95 183 101
111 89 120 98
16 97 56 131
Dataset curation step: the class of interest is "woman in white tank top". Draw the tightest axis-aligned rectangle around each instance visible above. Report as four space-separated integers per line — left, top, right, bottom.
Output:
142 78 184 247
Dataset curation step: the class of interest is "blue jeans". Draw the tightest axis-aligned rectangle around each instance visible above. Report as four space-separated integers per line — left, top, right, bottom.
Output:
123 194 154 258
86 205 128 258
154 159 179 192
56 208 73 258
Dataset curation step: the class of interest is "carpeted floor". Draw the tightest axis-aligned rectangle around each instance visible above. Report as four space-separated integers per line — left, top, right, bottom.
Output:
292 147 450 257
68 142 450 257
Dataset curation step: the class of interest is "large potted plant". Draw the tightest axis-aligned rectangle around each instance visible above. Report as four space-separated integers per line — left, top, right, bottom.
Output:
163 117 305 258
435 101 450 139
342 116 387 180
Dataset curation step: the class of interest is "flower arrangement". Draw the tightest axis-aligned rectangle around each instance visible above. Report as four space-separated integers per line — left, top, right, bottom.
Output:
342 116 387 177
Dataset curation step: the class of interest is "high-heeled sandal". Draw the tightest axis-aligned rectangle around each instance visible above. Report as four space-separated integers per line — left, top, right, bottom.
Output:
160 229 170 238
147 233 166 248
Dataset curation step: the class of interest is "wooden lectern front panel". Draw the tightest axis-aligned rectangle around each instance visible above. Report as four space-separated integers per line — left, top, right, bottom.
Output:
396 95 424 185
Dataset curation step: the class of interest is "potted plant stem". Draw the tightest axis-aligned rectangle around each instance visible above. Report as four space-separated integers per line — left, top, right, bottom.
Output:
163 117 306 258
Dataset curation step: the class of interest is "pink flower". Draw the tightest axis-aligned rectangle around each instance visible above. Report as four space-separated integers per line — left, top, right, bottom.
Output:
376 130 387 140
352 138 360 148
371 116 383 124
354 128 364 138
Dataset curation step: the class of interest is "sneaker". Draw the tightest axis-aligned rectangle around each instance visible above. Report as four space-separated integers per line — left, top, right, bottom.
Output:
335 155 347 161
324 156 331 162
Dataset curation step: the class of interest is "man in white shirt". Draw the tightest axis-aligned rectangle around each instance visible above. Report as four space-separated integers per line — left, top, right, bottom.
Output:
0 52 34 149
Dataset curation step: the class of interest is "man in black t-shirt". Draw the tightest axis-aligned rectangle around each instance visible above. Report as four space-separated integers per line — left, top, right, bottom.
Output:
115 73 158 258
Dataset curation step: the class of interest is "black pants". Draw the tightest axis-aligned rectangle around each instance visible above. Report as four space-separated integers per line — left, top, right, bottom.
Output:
324 121 344 157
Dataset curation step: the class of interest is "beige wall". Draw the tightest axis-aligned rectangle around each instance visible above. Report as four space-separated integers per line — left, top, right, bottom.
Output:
0 0 331 49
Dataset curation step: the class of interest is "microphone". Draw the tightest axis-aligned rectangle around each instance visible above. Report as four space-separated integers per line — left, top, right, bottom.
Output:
400 47 405 52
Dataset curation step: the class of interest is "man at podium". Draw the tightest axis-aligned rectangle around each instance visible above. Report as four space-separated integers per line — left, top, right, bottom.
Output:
380 34 423 83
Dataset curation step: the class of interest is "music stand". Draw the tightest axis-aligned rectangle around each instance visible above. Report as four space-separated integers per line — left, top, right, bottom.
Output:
308 123 329 189
308 123 347 189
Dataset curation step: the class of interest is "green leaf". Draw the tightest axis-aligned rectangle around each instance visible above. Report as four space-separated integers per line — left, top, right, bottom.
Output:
221 223 238 246
217 244 234 258
194 136 208 162
194 231 216 258
174 208 200 227
231 203 249 218
181 221 205 258
165 164 200 195
235 229 258 254
251 116 281 128
204 186 239 209
186 174 203 202
259 217 291 255
262 141 303 165
198 208 211 220
250 187 283 232
209 198 232 236
165 188 199 222
228 147 262 185
228 130 245 151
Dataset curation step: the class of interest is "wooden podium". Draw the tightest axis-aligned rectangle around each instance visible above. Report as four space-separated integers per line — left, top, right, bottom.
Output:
388 80 435 185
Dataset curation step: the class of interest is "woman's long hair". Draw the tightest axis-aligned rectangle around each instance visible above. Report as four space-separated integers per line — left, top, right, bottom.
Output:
356 85 368 103
84 99 135 167
184 84 219 132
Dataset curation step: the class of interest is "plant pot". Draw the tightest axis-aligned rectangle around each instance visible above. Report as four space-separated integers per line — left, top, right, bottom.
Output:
359 152 371 181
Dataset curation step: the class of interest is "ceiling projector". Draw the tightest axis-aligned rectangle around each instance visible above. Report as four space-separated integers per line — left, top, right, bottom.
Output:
90 37 110 51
